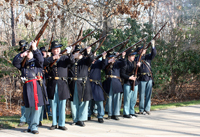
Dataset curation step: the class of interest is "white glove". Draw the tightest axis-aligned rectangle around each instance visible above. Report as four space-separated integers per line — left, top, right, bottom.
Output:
151 39 155 48
66 46 72 54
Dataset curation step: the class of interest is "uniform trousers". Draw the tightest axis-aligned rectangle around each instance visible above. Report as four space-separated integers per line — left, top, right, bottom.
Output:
138 80 152 112
49 84 66 127
108 81 120 116
123 84 138 115
25 106 42 131
88 100 104 118
20 106 26 123
71 82 89 123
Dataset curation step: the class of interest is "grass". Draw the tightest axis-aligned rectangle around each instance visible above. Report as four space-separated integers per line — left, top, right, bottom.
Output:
1 100 200 129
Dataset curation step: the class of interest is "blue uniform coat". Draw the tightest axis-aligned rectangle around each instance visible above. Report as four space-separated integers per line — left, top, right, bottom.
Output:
44 54 75 100
89 59 107 101
13 49 48 108
103 58 126 94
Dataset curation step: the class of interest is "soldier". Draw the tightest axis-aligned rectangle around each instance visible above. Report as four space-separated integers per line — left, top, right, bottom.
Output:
103 51 126 120
13 40 48 134
43 41 74 130
68 45 94 127
136 40 156 115
120 49 140 118
88 51 107 123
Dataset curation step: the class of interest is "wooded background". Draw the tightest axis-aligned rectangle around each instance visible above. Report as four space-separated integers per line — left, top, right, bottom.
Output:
0 0 200 111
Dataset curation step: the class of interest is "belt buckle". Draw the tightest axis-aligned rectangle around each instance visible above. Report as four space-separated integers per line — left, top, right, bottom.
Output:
55 77 59 80
74 77 77 80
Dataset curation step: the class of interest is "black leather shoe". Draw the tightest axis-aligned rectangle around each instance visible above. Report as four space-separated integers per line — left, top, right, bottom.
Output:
130 114 138 117
88 117 91 121
58 126 67 130
76 121 85 127
111 116 119 120
123 115 131 118
145 111 150 115
18 122 26 127
32 130 39 134
38 121 42 126
98 118 104 123
50 125 57 130
23 129 31 133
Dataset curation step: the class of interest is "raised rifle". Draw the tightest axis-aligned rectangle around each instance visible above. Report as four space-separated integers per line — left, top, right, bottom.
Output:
105 36 147 71
91 36 106 56
95 38 129 60
21 17 50 67
47 33 54 56
77 23 84 44
49 30 95 67
79 34 107 54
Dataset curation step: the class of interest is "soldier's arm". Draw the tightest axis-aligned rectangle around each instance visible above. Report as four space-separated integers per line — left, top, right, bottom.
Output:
33 49 44 68
12 53 23 70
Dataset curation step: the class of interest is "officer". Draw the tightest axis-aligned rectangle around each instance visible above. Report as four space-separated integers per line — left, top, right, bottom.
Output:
68 45 94 127
44 41 74 130
88 51 107 123
136 40 156 115
13 40 48 134
120 49 140 118
103 51 126 120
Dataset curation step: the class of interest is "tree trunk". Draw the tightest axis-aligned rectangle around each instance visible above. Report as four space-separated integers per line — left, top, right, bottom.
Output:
11 0 16 47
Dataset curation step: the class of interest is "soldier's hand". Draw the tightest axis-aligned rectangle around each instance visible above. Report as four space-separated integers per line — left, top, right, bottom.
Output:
53 54 61 60
108 58 115 63
66 46 72 54
122 52 126 58
102 51 107 59
47 52 51 57
129 75 136 81
20 51 28 57
87 47 92 54
115 52 119 56
32 40 37 51
137 62 141 67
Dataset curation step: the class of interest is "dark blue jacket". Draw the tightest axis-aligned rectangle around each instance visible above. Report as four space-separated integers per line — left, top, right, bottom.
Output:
13 49 48 108
68 55 94 102
136 48 157 81
103 58 125 94
44 54 75 100
120 59 139 86
89 59 107 101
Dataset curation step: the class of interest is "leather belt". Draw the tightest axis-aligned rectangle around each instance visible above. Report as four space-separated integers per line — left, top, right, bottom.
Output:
25 76 43 83
139 73 151 76
49 76 67 80
69 77 87 81
90 79 101 84
105 75 121 80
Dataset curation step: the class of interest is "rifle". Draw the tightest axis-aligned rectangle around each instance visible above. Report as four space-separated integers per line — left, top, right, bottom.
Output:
49 30 95 67
21 17 50 67
92 36 106 56
79 34 107 54
105 36 147 70
145 21 168 49
47 33 54 53
117 36 131 52
77 24 84 42
95 38 129 60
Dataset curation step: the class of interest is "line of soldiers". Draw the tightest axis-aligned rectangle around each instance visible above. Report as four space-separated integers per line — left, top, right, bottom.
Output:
13 39 156 134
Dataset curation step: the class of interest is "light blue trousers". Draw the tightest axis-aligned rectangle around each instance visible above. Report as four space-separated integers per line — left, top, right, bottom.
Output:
25 106 42 131
123 84 138 115
108 82 120 116
71 82 89 123
20 106 26 123
88 100 104 118
138 80 153 112
49 84 66 127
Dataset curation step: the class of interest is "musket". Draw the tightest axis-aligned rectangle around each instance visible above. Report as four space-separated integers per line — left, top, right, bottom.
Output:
49 30 95 67
131 40 146 91
79 34 107 54
106 36 148 71
21 17 50 67
117 36 131 53
92 36 106 56
145 21 168 49
95 38 129 60
77 24 84 42
47 33 54 54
